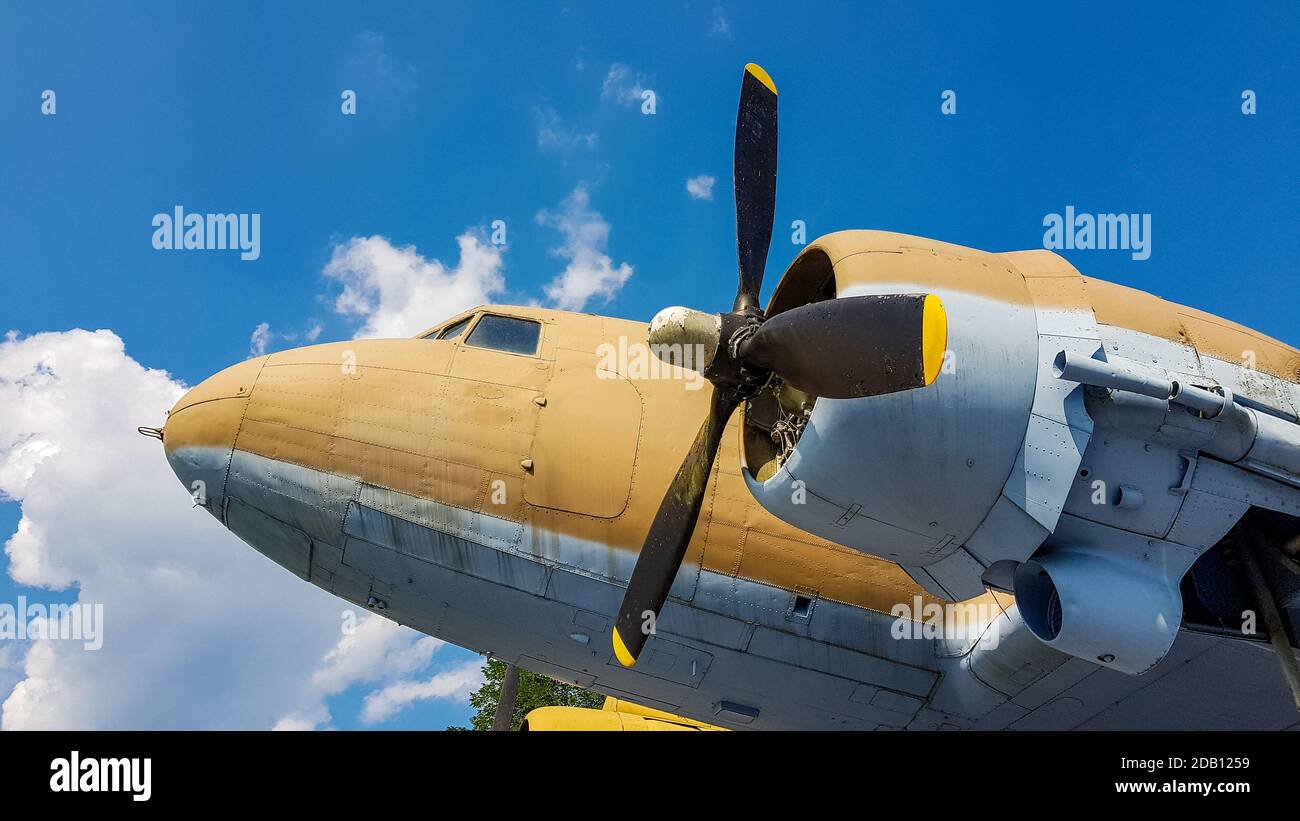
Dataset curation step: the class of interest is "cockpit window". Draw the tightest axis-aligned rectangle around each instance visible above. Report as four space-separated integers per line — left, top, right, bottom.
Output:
465 314 541 355
431 317 472 340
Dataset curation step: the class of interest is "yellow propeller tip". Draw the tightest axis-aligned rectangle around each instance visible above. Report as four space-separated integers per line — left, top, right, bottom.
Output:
612 627 637 667
921 294 948 386
744 63 777 96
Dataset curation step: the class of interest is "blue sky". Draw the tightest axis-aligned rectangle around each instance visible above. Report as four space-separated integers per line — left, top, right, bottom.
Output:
0 2 1297 729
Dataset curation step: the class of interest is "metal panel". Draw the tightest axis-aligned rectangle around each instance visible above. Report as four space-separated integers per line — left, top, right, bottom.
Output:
963 493 1049 566
344 501 547 595
525 368 642 518
227 449 357 547
746 626 937 697
518 656 597 688
1003 413 1091 533
907 547 987 601
355 482 522 552
1061 436 1189 538
1191 457 1300 517
224 495 313 580
605 635 712 689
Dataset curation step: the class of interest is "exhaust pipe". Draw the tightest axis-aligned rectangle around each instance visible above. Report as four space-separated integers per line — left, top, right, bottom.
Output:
1013 545 1183 675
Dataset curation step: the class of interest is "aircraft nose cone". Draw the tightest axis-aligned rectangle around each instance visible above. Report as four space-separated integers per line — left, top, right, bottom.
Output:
162 357 266 516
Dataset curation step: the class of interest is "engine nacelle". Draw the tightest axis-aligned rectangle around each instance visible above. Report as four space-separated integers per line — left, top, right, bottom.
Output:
1012 545 1183 674
742 230 1085 600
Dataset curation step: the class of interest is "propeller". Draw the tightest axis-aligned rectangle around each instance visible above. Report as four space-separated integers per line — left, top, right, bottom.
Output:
611 64 948 667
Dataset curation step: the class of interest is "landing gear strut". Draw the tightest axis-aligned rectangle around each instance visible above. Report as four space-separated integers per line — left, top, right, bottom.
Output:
1238 526 1300 712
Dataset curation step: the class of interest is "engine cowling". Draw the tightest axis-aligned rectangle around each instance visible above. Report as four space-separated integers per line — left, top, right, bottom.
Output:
742 230 1053 599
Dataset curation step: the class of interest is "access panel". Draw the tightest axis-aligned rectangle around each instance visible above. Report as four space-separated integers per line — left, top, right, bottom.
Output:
525 368 642 518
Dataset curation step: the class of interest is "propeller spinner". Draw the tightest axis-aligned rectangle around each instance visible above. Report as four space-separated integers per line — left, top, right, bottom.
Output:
611 64 948 667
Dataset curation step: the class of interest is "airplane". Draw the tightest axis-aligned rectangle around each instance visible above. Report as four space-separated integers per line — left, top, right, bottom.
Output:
143 64 1300 730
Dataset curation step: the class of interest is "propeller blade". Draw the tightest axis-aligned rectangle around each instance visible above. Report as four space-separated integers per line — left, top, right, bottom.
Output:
612 389 739 666
740 294 948 399
733 63 778 313
613 64 781 668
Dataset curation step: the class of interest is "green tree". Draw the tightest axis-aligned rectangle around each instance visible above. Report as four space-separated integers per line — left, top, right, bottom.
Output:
457 658 604 730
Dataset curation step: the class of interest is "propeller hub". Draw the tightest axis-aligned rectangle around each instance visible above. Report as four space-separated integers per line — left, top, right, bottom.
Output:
647 306 722 374
648 304 772 401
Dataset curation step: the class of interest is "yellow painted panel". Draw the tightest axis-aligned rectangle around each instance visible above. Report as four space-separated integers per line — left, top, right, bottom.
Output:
739 527 827 596
1180 310 1300 382
526 370 642 518
449 343 552 391
1087 278 1187 342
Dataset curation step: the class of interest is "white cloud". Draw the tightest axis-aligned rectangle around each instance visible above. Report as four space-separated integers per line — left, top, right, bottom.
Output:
686 174 716 201
537 107 598 151
323 232 506 339
249 322 323 356
0 644 26 704
347 30 416 94
312 613 443 692
0 330 482 729
273 611 474 730
0 329 361 728
270 706 329 732
601 63 651 107
359 659 483 724
536 186 634 311
710 5 732 38
248 322 272 356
